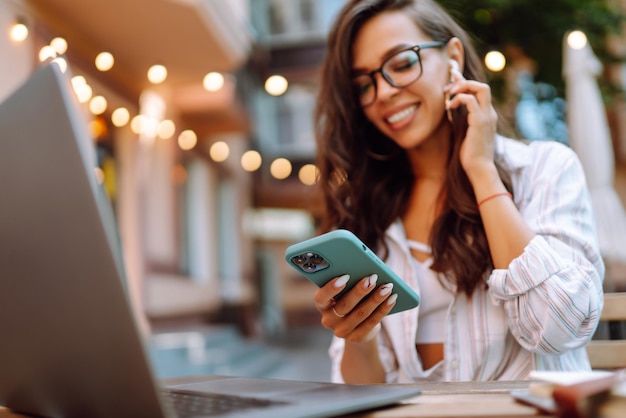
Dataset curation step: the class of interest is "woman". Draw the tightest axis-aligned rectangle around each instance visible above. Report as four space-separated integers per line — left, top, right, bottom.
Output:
312 0 604 383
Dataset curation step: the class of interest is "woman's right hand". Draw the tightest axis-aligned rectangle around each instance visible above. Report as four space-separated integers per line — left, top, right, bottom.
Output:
314 274 397 343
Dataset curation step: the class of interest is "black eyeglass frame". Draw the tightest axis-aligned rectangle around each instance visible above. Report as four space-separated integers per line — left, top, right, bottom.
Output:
353 41 447 107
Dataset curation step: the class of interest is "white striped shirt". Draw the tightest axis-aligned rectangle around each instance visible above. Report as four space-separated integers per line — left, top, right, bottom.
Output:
329 136 605 382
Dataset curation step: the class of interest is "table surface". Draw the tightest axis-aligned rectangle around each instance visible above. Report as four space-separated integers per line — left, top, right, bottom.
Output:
341 380 549 417
0 379 549 418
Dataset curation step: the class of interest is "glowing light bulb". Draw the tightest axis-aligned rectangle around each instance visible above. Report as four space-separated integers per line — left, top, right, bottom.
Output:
130 115 145 135
298 164 318 186
241 150 262 172
203 72 225 92
484 51 506 72
270 158 292 179
158 119 176 140
10 23 28 42
111 107 130 127
568 31 588 50
50 37 67 55
265 75 288 96
178 130 197 150
209 141 230 162
89 96 108 115
38 45 56 62
95 52 114 71
147 64 167 84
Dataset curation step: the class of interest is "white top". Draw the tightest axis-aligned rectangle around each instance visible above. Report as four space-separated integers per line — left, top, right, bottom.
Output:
329 136 605 383
407 239 453 345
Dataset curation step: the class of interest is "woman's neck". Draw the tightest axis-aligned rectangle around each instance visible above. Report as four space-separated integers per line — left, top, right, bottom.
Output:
406 129 451 180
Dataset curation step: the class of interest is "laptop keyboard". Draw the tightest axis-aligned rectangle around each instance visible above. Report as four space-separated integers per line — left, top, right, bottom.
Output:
164 388 289 417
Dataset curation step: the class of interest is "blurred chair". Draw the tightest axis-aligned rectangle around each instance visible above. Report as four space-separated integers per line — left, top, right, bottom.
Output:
586 292 626 370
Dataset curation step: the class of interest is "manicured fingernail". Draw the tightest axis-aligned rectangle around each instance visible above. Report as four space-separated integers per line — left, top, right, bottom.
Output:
365 274 378 289
334 274 350 288
379 283 393 296
386 293 398 305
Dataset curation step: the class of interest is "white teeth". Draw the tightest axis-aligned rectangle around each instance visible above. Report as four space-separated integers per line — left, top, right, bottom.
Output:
386 105 416 124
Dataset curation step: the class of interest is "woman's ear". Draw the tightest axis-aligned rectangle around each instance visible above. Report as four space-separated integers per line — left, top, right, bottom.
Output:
446 37 464 73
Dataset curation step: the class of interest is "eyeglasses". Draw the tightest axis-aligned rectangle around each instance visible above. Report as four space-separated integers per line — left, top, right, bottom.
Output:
352 41 446 107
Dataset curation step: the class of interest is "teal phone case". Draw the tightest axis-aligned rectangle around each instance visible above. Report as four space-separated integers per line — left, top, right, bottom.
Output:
284 229 419 315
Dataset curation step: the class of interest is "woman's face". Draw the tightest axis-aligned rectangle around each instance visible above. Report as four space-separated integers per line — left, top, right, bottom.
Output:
352 10 451 151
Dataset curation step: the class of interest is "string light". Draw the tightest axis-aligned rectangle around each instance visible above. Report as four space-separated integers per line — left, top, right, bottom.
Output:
95 52 114 71
567 30 588 50
178 130 197 150
50 37 67 55
484 50 506 72
157 119 176 140
270 158 292 180
10 21 28 42
203 72 224 92
6 23 314 182
298 164 318 186
111 107 130 127
51 57 68 73
130 115 145 135
241 150 262 172
89 95 108 115
209 141 230 162
265 75 288 96
38 45 56 62
147 64 167 84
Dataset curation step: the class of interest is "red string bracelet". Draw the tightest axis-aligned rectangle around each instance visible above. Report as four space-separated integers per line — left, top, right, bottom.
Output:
477 192 512 209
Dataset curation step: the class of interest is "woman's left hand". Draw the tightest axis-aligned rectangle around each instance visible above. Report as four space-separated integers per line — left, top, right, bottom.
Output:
444 69 499 181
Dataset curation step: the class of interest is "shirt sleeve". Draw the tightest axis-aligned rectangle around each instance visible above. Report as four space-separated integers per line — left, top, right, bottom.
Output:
488 142 605 355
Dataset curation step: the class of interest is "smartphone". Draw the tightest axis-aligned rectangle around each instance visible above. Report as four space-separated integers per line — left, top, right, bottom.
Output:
284 229 419 315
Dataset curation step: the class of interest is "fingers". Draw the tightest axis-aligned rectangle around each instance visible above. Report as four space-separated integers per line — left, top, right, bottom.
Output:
320 275 397 336
446 80 492 114
314 272 399 345
332 273 379 316
314 274 350 310
334 284 397 339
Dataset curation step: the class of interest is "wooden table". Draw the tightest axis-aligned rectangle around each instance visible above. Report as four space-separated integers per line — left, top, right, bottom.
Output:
0 380 549 418
342 381 549 417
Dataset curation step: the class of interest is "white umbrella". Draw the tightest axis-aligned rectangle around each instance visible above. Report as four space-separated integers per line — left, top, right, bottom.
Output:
563 30 626 263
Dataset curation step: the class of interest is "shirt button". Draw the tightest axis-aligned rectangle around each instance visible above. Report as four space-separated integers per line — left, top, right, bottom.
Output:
450 360 459 369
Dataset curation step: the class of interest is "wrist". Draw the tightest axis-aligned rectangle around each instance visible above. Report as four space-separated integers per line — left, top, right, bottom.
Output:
465 162 504 200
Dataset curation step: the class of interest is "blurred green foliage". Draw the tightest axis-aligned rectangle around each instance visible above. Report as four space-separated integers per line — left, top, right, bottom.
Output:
437 0 626 97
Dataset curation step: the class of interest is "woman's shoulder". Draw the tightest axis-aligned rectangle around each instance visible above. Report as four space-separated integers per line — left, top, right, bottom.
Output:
496 135 579 172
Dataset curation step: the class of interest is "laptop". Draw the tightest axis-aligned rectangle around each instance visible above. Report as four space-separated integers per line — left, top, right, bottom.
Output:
0 62 421 418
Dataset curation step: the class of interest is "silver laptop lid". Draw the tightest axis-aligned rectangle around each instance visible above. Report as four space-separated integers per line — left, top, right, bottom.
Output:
0 62 170 418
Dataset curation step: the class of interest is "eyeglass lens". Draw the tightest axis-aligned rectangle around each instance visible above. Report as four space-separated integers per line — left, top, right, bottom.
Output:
353 49 422 106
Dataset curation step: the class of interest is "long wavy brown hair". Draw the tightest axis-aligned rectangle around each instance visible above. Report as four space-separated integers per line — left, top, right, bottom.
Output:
314 0 512 295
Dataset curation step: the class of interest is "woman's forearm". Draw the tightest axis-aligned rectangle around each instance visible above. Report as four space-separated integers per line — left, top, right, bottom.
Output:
340 339 387 383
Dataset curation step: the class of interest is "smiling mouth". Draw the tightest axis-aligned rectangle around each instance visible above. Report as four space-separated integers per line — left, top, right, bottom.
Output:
386 105 417 124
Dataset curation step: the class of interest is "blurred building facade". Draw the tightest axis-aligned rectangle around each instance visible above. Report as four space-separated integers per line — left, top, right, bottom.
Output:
0 0 346 336
2 0 626 338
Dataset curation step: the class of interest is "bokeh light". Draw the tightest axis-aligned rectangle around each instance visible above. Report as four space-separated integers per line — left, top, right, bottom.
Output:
484 51 506 72
265 75 288 96
241 150 262 172
567 30 588 50
209 141 230 162
270 158 292 179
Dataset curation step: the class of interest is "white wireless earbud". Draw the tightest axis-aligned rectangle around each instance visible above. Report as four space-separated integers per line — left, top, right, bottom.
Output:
449 60 460 82
446 60 460 123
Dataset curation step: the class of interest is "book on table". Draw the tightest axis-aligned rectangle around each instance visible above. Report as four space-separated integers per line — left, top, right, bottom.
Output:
511 370 626 418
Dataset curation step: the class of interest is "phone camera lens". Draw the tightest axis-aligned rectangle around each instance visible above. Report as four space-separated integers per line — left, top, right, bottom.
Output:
309 254 324 264
291 255 307 265
302 262 317 272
